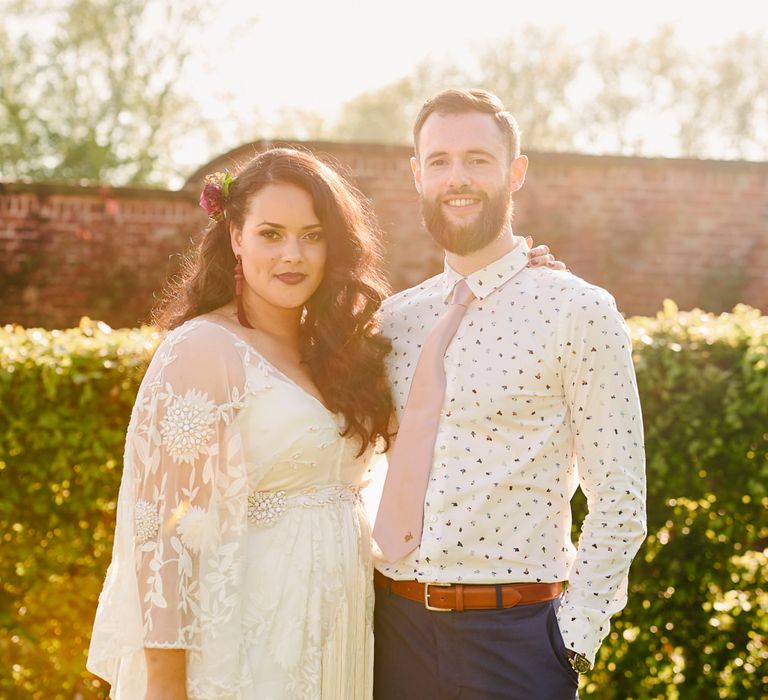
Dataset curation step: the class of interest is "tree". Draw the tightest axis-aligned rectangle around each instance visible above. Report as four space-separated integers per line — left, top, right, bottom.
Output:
328 62 466 145
466 27 583 152
572 26 687 156
674 32 768 161
0 0 210 185
311 27 768 161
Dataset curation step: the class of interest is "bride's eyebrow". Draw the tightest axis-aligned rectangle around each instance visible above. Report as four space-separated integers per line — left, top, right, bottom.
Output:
255 221 322 231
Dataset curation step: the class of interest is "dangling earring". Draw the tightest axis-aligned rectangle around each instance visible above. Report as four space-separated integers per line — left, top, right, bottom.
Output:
234 255 255 329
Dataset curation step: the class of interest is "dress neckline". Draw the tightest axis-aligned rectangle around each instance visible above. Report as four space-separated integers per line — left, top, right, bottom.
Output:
193 317 339 418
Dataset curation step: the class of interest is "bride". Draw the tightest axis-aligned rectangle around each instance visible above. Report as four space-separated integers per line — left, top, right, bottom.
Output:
87 148 393 699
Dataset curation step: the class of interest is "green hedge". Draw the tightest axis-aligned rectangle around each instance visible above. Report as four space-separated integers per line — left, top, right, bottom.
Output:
580 301 768 698
0 319 160 699
1 305 766 699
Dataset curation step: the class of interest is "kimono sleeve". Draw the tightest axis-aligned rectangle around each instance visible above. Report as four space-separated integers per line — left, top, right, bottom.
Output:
87 321 252 689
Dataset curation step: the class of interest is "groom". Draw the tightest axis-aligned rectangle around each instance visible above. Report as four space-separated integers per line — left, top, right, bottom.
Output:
372 89 646 699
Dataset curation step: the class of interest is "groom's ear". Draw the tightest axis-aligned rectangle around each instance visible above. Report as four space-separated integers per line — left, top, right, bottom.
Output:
508 154 528 193
410 156 422 194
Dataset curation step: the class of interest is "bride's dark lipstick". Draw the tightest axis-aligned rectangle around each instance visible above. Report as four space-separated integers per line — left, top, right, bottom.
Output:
276 273 307 285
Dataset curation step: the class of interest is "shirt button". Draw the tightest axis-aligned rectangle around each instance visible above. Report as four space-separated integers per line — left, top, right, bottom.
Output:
428 514 438 524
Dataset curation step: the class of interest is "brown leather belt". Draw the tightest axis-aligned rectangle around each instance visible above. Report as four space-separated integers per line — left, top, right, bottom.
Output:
374 570 563 612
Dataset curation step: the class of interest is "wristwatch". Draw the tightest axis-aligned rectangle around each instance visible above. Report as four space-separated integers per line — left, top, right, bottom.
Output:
565 649 592 674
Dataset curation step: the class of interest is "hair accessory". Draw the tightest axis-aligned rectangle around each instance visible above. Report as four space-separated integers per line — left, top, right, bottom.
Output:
199 170 234 221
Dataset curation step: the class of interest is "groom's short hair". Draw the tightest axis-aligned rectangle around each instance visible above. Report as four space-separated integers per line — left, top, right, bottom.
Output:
412 89 521 160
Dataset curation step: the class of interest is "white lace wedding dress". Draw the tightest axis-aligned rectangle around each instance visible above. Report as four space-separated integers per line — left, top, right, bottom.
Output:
87 319 375 699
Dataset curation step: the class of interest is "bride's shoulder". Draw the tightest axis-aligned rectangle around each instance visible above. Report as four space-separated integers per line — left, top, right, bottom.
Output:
155 316 248 368
137 317 254 403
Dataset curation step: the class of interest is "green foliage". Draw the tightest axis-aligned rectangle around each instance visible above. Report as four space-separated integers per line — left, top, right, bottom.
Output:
576 301 768 698
329 63 466 145
0 304 766 697
0 0 210 186
0 319 160 698
318 27 768 161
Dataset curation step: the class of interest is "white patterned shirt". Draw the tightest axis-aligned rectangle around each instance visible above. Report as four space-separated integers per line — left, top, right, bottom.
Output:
375 240 647 663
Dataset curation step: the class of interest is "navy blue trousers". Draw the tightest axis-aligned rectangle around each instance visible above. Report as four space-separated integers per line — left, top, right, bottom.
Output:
373 582 580 700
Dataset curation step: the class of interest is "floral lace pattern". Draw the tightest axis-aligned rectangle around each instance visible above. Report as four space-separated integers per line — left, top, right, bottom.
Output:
176 504 217 553
87 319 375 699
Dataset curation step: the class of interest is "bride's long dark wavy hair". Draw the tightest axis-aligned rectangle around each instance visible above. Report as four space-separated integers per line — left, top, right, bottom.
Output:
153 148 393 453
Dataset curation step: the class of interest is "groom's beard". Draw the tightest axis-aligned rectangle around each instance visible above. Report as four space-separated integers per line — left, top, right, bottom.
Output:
420 187 513 256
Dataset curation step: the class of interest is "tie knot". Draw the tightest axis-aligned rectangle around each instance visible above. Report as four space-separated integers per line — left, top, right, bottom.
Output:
450 279 475 308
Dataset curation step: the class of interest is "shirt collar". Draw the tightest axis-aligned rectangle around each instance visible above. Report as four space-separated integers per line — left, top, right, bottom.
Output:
441 237 531 302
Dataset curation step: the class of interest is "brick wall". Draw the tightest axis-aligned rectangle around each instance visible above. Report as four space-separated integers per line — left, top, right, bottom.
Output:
2 141 766 329
518 153 768 315
0 183 204 328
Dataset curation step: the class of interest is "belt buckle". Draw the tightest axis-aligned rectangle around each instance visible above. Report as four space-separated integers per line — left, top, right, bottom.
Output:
424 581 452 612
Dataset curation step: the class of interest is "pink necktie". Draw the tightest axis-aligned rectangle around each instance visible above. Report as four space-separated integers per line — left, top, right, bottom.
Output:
374 279 475 562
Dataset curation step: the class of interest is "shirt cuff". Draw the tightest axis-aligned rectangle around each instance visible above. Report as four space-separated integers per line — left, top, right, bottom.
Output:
555 599 613 666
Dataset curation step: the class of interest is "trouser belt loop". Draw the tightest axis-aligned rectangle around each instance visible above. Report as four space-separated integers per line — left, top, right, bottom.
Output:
495 584 503 609
455 584 465 612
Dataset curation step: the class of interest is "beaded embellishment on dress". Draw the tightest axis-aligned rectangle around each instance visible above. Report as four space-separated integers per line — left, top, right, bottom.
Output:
134 499 160 544
248 490 288 526
247 484 361 527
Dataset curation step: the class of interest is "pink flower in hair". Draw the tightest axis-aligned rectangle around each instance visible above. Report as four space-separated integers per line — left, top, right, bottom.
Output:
199 170 234 220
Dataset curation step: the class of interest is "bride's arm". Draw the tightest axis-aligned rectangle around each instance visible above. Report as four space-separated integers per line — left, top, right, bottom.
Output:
144 649 187 700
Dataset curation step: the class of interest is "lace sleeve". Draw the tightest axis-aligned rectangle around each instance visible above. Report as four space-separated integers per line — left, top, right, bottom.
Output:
88 320 258 691
135 323 253 648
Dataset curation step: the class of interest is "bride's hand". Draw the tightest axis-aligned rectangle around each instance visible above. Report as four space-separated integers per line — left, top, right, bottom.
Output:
525 235 567 271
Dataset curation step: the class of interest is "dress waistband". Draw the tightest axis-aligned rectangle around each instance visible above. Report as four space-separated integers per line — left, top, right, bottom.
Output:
248 484 361 527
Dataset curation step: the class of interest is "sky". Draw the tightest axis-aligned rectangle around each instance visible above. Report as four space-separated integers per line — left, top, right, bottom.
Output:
172 0 767 174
